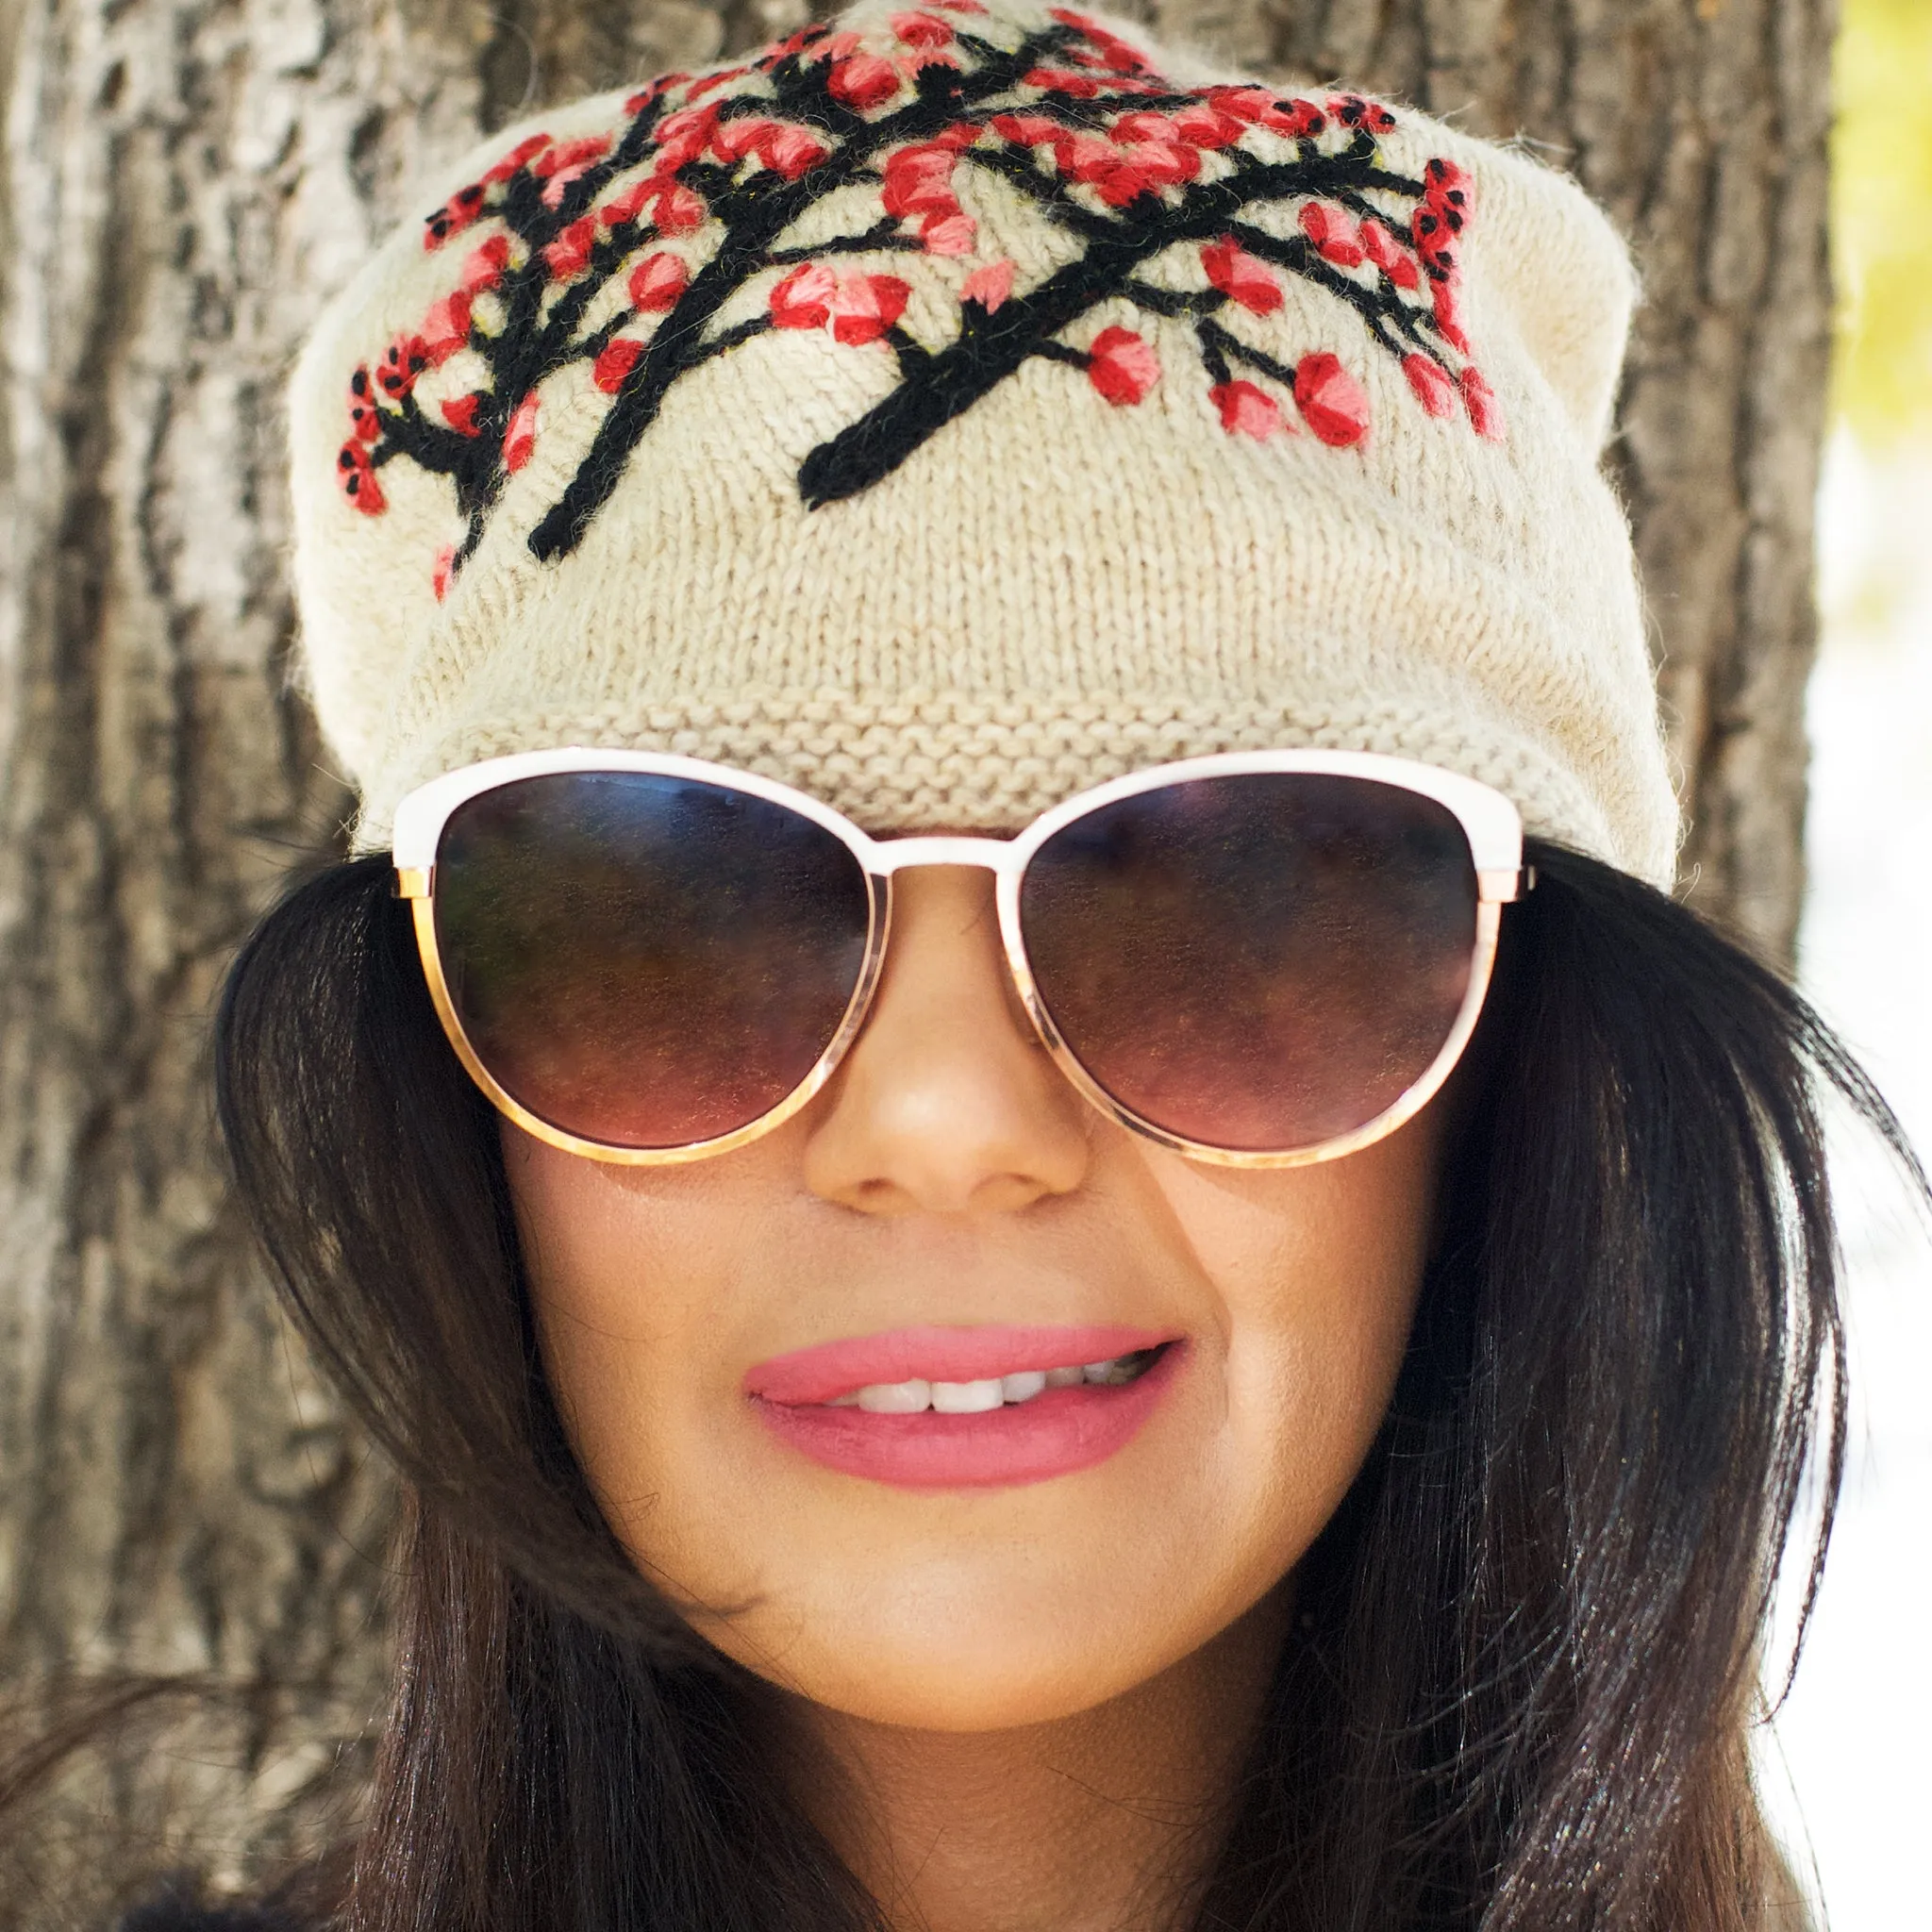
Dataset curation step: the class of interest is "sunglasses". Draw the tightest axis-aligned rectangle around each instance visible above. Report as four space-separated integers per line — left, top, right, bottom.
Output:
391 749 1525 1169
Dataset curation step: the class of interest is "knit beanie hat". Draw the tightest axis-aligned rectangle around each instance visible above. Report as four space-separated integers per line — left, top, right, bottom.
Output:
288 0 1679 885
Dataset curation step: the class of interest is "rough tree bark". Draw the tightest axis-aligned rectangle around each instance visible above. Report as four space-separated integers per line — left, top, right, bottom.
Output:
0 0 1832 1922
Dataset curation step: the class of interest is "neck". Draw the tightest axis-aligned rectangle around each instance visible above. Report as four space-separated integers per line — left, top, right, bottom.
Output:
775 1591 1290 1932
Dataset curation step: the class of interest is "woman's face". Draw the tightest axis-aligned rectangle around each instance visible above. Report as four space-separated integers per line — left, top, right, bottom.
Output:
508 865 1446 1731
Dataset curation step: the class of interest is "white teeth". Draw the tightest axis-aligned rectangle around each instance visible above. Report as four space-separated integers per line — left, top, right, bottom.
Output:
832 1349 1161 1411
931 1378 1006 1413
857 1378 932 1414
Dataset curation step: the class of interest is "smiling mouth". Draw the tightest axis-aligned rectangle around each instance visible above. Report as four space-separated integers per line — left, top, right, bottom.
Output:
744 1327 1185 1490
824 1346 1168 1414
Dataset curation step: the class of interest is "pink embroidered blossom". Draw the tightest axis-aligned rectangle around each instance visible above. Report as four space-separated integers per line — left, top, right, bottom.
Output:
533 135 613 207
419 291 472 364
1359 220 1419 290
648 182 707 234
1460 367 1506 441
482 134 551 185
891 10 955 47
440 392 484 437
502 391 540 471
1087 325 1158 405
770 263 837 330
1211 379 1285 439
828 274 910 345
960 258 1015 310
541 217 596 281
922 211 976 255
628 252 689 311
337 441 384 513
593 338 645 393
460 236 512 292
760 125 829 179
1202 236 1283 315
829 55 901 108
1299 203 1364 268
1403 354 1457 418
1292 353 1370 446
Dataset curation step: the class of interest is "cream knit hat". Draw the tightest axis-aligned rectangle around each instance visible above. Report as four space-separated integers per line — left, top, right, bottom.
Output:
288 0 1678 883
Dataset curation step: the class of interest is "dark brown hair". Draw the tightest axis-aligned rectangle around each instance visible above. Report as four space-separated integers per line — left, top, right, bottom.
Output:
210 840 1918 1931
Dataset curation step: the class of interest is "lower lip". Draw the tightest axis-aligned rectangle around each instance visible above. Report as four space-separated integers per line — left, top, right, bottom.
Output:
751 1344 1185 1490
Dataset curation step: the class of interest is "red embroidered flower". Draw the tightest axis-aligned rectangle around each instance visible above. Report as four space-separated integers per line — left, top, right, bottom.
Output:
1359 220 1419 290
419 291 472 364
922 211 976 254
460 236 512 292
1050 8 1151 75
882 144 961 217
484 134 553 186
770 263 838 330
829 274 910 345
593 338 645 393
1169 102 1246 147
1326 93 1396 135
503 391 540 471
1430 276 1469 354
440 392 484 436
628 252 689 311
1403 353 1457 418
655 104 722 170
1087 325 1158 404
1292 353 1370 445
960 258 1015 310
424 183 486 250
432 545 456 601
1202 236 1283 314
1210 379 1284 439
829 55 902 108
1207 87 1324 140
375 334 426 400
760 125 829 179
992 112 1061 145
1459 366 1506 441
347 369 382 443
1025 67 1102 98
337 441 385 514
541 217 597 280
647 181 708 234
534 135 613 208
891 10 955 47
1298 202 1364 268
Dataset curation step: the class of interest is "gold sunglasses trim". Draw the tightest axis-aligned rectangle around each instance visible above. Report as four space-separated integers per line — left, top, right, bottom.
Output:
393 748 1524 1171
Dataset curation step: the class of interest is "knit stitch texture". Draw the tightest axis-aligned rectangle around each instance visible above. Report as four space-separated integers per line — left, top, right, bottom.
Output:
288 0 1679 883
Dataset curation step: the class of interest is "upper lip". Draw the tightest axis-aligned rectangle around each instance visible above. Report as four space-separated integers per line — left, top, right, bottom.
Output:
744 1324 1177 1406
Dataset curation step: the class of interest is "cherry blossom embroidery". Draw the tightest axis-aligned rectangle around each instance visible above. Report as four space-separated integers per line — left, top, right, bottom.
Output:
342 3 1501 589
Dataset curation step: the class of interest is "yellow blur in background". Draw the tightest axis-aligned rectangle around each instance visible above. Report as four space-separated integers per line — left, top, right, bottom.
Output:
1761 2 1932 1924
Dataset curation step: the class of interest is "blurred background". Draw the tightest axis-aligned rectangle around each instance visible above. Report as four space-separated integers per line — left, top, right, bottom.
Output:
1759 0 1932 1920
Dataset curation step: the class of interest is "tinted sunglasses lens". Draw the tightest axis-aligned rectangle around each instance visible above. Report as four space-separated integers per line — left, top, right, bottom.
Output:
433 772 872 1149
1020 774 1478 1153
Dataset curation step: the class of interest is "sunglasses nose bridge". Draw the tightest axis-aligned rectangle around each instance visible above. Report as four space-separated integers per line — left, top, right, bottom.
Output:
862 835 1018 874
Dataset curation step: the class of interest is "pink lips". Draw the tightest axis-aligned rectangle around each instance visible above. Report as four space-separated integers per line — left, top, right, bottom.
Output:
744 1324 1183 1490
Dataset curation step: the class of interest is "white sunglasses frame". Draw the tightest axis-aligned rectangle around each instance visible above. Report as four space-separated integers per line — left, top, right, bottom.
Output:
392 745 1526 1170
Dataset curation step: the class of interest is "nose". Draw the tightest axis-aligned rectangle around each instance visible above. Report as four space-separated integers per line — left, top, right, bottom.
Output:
801 867 1091 1217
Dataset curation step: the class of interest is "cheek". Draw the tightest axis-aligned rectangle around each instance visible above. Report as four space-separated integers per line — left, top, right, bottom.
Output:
508 1118 1439 1730
1161 1137 1437 1566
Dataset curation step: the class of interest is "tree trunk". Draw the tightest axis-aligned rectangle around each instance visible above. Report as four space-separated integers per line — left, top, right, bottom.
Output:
0 0 1831 1921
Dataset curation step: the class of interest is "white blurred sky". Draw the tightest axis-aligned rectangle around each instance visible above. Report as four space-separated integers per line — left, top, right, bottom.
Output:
1757 432 1932 1930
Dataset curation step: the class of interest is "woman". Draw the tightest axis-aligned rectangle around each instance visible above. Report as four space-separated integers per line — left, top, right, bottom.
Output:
209 2 1909 1925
